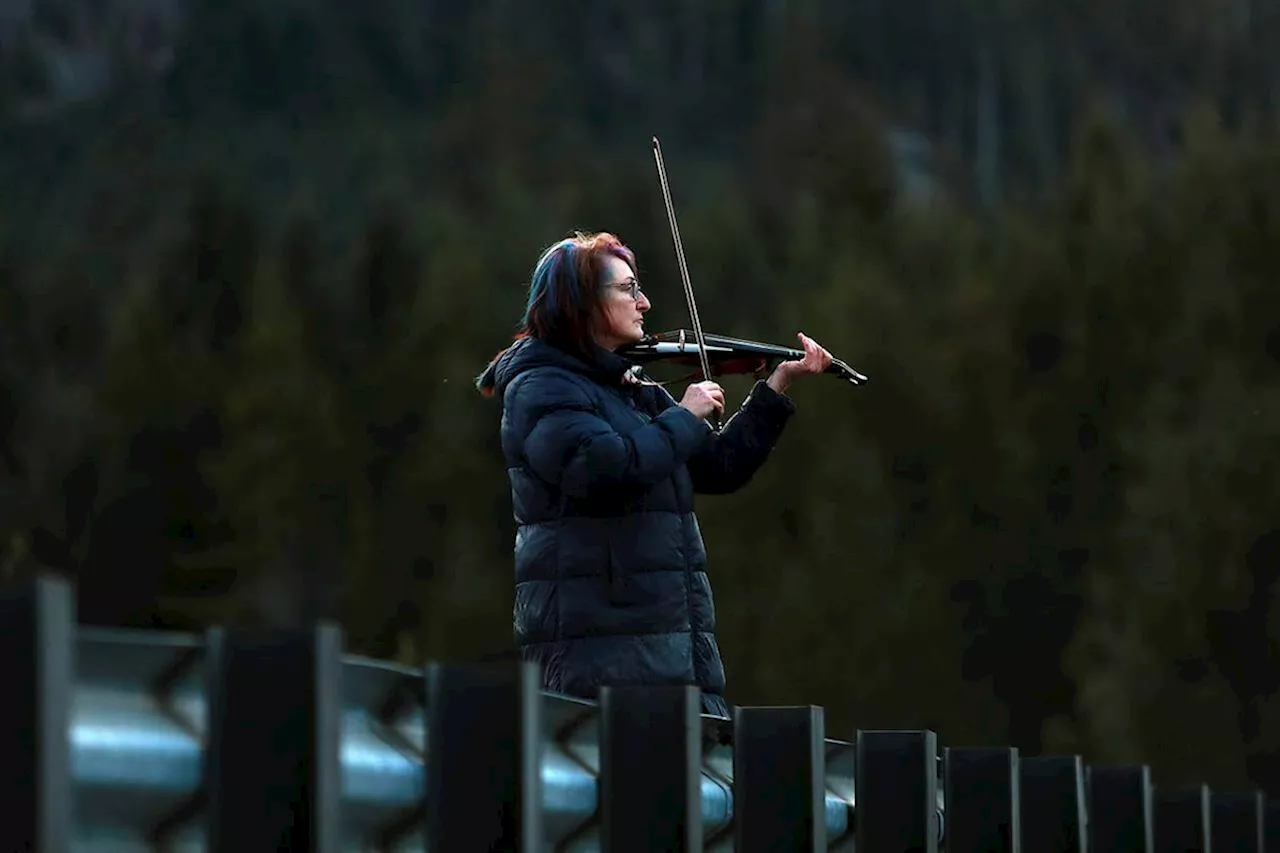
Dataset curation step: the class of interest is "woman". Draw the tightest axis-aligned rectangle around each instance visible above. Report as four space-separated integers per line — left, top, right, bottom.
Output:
476 231 832 717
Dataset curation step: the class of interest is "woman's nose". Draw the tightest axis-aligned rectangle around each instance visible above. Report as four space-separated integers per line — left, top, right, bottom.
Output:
637 292 651 311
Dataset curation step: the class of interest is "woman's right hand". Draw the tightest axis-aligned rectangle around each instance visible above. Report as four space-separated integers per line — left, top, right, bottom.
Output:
679 381 725 421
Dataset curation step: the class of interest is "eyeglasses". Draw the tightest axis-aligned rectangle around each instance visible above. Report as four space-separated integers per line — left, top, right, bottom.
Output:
607 279 643 300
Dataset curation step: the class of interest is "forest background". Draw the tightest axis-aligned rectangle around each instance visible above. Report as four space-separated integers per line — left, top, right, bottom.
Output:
1 0 1278 794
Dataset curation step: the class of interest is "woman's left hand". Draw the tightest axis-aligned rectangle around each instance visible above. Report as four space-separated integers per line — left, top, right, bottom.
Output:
766 332 833 395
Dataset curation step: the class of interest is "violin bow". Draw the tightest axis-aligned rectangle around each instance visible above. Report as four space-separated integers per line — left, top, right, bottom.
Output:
651 136 721 431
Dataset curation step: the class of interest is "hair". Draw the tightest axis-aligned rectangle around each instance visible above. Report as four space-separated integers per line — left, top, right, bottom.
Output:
521 231 636 349
476 231 637 397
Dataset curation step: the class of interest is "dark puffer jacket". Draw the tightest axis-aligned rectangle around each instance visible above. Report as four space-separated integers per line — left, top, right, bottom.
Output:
477 336 796 716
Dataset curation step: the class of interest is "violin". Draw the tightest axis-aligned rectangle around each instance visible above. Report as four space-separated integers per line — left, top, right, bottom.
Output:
621 329 869 386
477 141 870 406
646 137 867 417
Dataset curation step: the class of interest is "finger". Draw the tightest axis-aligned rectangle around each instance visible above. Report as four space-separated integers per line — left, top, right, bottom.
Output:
797 333 829 373
798 334 813 360
806 338 831 370
708 389 725 406
803 341 822 368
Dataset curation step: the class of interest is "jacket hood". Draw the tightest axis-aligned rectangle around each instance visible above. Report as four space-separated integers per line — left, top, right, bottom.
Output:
476 337 636 399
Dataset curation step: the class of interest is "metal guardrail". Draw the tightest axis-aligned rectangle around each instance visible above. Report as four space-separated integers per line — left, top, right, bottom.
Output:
66 623 866 850
1 574 1277 852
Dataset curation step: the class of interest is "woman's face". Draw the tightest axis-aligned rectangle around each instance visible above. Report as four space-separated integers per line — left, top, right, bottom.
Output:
594 255 650 350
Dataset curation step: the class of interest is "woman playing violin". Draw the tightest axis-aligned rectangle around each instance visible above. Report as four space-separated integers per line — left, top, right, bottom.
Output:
476 231 833 716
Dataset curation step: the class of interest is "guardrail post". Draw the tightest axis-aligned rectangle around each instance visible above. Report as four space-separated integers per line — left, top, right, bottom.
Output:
855 730 939 853
1211 791 1263 853
1020 755 1086 853
0 574 74 853
1088 765 1154 853
205 624 343 853
734 705 826 853
425 661 543 852
1154 785 1210 853
599 684 702 852
945 747 1020 853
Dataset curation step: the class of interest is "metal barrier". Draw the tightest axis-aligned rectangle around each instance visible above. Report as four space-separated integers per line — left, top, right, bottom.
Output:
0 574 1276 851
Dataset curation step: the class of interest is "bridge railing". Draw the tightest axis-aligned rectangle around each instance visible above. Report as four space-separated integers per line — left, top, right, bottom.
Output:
0 574 1275 851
